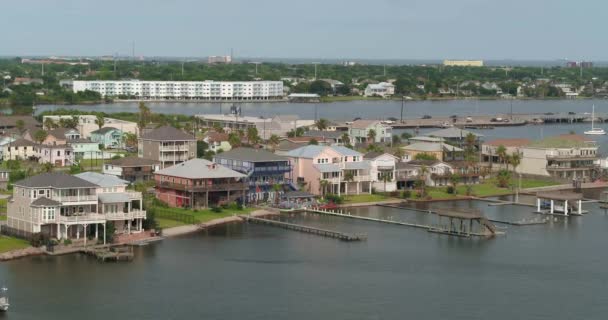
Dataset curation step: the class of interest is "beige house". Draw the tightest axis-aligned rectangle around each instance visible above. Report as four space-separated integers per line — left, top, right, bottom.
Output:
1 139 37 161
138 126 197 169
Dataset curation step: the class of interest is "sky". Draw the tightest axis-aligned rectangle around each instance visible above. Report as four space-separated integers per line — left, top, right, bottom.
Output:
0 0 605 61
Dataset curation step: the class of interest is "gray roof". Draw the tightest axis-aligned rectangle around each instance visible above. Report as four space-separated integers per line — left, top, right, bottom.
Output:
8 138 36 147
98 193 130 203
409 136 444 143
214 147 287 162
314 164 341 173
31 197 62 207
106 157 159 167
14 173 98 189
402 142 463 152
344 161 371 170
75 172 129 188
48 127 79 138
331 146 362 157
426 127 483 138
155 158 246 179
140 126 195 141
91 127 120 135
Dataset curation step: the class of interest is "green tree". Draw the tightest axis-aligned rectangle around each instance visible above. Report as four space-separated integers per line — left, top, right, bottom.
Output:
138 102 151 130
95 114 105 129
315 118 329 131
15 119 25 132
367 129 377 143
268 134 280 151
414 153 437 161
33 129 48 144
308 138 318 145
246 127 260 145
228 132 241 147
43 118 56 130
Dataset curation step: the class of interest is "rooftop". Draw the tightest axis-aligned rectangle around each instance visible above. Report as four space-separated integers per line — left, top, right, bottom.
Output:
484 138 531 147
350 119 383 129
402 142 463 152
285 145 362 158
155 158 246 179
140 126 195 141
536 191 583 201
75 172 129 188
214 147 287 162
528 134 594 149
14 173 98 189
91 127 120 135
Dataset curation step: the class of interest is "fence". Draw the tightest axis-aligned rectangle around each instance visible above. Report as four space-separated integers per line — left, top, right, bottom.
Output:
149 207 195 225
0 225 35 241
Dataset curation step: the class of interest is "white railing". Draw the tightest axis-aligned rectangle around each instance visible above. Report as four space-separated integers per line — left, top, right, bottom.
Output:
53 195 97 202
58 213 105 223
353 175 372 182
105 210 146 220
125 191 142 199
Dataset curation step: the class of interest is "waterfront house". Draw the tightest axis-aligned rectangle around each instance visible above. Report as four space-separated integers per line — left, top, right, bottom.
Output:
364 152 398 192
213 148 292 204
6 172 146 243
364 82 395 97
0 135 16 160
302 130 345 145
104 157 160 182
349 120 392 144
41 128 81 145
395 160 454 188
0 116 40 134
482 135 598 180
196 114 315 140
36 144 74 167
90 127 123 149
285 145 373 196
154 158 247 208
1 139 37 161
138 126 197 169
401 142 464 162
203 132 232 153
0 170 8 190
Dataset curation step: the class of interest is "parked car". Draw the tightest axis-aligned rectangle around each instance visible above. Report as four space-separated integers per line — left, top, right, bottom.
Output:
422 115 432 119
466 117 473 123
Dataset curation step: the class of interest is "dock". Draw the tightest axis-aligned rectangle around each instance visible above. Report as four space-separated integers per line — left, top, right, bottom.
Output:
305 208 431 230
82 246 134 262
240 215 366 241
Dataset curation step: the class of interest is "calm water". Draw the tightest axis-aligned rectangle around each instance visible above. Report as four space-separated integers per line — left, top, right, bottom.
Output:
35 98 608 120
2 201 608 319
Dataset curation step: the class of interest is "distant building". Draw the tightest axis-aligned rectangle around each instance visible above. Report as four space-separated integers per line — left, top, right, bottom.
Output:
42 115 137 139
207 55 232 64
203 132 232 153
567 61 593 68
401 142 464 162
41 128 81 146
90 127 123 149
0 170 9 190
349 120 392 144
443 60 484 67
364 152 398 192
138 126 196 169
72 80 283 100
12 77 44 85
36 144 73 167
1 139 37 161
196 114 315 140
364 82 395 97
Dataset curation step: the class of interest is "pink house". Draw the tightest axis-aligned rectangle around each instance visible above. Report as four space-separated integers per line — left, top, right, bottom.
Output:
285 145 373 196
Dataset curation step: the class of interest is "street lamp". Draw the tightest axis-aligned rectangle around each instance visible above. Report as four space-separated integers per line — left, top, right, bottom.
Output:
400 96 412 123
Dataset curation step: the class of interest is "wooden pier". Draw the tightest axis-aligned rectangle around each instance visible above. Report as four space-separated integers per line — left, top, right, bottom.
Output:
82 246 134 262
305 208 431 230
240 215 366 241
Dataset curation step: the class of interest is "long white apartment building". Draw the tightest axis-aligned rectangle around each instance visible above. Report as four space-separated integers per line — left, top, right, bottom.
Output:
73 80 284 100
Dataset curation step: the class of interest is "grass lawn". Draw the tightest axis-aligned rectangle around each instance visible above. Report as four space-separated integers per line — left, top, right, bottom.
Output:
0 198 6 214
343 193 396 203
0 236 30 253
156 218 186 229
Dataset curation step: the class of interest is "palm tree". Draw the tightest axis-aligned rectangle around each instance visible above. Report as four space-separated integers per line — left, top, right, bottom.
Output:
367 129 377 143
319 179 330 197
228 132 241 148
246 127 260 145
268 134 280 151
122 132 138 148
15 119 25 132
418 165 428 197
272 183 283 205
41 162 54 173
95 114 105 129
343 171 355 198
138 102 151 131
393 148 405 162
315 118 329 131
33 130 48 144
496 145 507 168
509 152 522 191
341 132 351 146
449 173 460 194
464 132 476 158
213 123 225 134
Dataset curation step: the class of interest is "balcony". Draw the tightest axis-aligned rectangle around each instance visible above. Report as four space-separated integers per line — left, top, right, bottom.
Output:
160 145 190 152
125 191 143 200
158 181 247 192
53 195 97 203
353 175 372 182
160 155 190 162
58 213 106 223
105 210 147 221
546 154 597 160
546 165 597 171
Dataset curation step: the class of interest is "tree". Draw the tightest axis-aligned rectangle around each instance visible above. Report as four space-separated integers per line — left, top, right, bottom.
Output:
315 118 329 131
340 132 351 146
343 171 355 198
228 132 242 148
464 132 477 156
449 173 460 194
393 148 405 161
33 129 48 144
43 118 56 131
41 162 54 173
414 153 437 161
196 140 209 158
367 129 377 143
308 138 318 145
400 132 413 140
309 80 333 96
392 135 402 145
246 127 260 145
496 169 511 188
213 123 225 134
15 119 25 131
94 114 105 129
138 102 151 130
268 134 280 151
272 183 283 205
496 145 507 167
319 179 330 197
122 132 138 148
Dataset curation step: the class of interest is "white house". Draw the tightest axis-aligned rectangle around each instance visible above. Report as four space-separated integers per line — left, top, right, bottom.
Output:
364 152 398 192
364 82 395 97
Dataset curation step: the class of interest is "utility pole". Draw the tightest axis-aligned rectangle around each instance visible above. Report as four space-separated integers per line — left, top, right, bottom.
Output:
401 96 405 123
312 62 320 80
181 60 185 77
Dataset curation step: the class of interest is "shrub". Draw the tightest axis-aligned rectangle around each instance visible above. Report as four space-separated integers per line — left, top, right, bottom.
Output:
389 191 400 197
211 206 223 213
324 194 344 204
30 233 50 247
446 186 455 194
401 190 411 199
63 239 72 246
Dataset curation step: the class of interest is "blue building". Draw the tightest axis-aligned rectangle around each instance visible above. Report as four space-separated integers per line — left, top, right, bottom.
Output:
213 148 292 204
90 127 123 149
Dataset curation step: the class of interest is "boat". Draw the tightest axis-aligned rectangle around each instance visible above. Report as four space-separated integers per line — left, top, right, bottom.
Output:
0 287 9 311
584 105 606 135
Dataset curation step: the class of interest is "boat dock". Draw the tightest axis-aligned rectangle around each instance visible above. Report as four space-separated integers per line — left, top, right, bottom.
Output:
82 246 134 262
305 208 431 230
240 215 366 241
